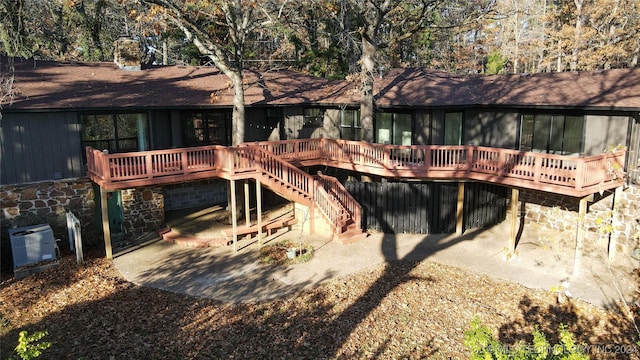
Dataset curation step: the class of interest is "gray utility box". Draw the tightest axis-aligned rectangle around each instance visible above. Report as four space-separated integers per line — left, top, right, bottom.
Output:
9 224 56 269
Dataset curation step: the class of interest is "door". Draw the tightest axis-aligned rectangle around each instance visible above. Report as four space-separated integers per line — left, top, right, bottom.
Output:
93 184 124 234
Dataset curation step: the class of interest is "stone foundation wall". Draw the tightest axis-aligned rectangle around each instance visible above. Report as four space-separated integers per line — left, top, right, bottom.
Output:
519 184 640 255
1 179 169 266
0 178 98 269
163 179 227 211
121 187 165 238
0 178 97 243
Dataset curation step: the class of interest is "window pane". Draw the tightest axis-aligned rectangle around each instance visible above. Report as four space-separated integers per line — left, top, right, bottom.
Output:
520 115 534 151
207 112 229 145
394 114 412 146
341 127 353 140
116 114 141 152
563 116 583 155
183 113 205 146
549 116 565 154
82 114 114 141
444 112 462 145
341 111 354 127
376 113 393 144
533 115 551 152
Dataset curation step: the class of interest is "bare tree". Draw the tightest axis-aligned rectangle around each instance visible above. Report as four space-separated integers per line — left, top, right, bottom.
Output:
333 0 495 142
140 0 274 145
0 0 30 118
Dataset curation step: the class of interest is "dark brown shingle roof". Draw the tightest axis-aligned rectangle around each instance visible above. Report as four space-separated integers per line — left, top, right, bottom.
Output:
4 59 353 110
4 58 640 111
374 67 640 110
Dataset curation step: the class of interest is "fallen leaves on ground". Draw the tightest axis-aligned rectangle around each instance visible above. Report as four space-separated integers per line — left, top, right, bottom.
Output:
0 251 638 359
259 239 314 266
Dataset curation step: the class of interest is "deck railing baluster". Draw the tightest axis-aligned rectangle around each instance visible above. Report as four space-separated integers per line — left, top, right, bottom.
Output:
86 141 625 197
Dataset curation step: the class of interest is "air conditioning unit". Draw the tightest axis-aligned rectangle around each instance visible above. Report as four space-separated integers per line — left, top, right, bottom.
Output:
9 224 56 269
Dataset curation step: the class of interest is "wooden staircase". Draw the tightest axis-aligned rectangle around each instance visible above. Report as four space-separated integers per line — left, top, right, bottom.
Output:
230 145 367 244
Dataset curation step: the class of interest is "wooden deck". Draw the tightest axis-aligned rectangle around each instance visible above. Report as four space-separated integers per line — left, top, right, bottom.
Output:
86 138 626 198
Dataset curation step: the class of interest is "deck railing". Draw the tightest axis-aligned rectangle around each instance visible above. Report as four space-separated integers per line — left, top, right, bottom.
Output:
251 139 626 196
87 138 626 197
86 146 223 185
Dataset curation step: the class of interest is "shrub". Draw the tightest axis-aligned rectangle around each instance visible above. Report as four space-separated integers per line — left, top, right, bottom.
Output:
464 317 588 360
11 330 51 360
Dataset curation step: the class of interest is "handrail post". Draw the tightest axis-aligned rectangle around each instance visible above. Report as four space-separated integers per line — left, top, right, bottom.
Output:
182 149 189 174
102 152 111 182
312 178 318 202
228 149 235 174
534 153 542 183
498 149 505 177
424 146 431 176
575 158 584 190
146 153 153 179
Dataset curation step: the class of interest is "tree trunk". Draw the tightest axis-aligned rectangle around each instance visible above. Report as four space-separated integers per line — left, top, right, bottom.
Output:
231 71 245 146
360 34 376 143
570 0 584 71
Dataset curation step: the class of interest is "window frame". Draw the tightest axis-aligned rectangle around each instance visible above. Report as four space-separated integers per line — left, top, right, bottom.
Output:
182 111 232 147
375 111 413 145
80 112 149 154
339 109 361 141
444 112 463 145
519 114 584 156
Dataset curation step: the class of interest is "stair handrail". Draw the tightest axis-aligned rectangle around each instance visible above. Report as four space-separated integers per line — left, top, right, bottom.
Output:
243 145 313 198
240 144 359 234
315 172 362 229
313 183 348 231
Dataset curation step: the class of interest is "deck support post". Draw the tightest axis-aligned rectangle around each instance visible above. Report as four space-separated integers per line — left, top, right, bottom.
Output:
99 186 113 260
244 180 251 228
227 182 233 225
508 188 519 253
608 186 623 262
573 195 589 275
256 179 262 247
456 182 465 236
230 180 238 252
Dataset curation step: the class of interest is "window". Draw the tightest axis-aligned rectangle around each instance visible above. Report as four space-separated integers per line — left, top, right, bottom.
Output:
520 114 584 155
444 112 463 145
81 113 148 153
340 109 361 140
303 108 324 128
376 112 412 145
182 111 231 146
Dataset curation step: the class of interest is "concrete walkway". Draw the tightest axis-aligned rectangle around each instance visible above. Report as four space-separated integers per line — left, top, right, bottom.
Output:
113 219 639 308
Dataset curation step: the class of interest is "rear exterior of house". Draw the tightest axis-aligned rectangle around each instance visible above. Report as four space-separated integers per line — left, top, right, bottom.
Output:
1 57 639 270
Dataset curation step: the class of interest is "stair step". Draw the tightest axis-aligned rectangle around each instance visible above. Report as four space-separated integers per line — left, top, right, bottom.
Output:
160 229 226 248
336 230 368 244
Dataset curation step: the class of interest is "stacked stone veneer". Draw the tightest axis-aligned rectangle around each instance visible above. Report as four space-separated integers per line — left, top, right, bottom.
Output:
0 178 98 268
519 183 640 255
121 186 164 239
1 178 167 256
163 179 227 211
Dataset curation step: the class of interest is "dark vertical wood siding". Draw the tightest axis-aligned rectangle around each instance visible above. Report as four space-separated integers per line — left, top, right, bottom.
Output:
345 181 507 234
463 182 508 231
1 112 83 184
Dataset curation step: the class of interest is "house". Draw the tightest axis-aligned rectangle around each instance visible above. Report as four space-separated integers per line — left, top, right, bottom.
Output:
1 51 639 271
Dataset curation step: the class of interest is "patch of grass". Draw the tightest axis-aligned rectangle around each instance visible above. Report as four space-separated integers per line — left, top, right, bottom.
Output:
259 239 314 266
